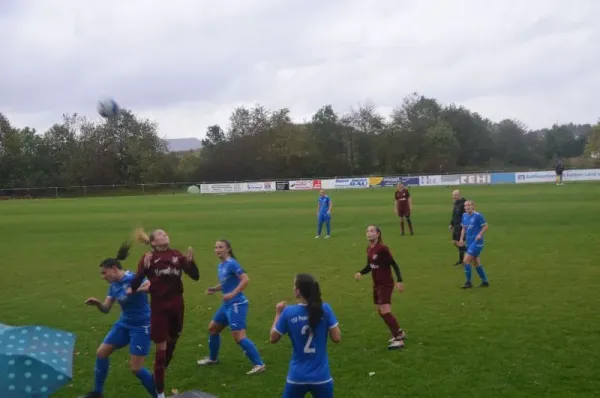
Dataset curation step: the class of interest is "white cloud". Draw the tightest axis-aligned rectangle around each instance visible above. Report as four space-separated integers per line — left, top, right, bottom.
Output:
1 0 599 138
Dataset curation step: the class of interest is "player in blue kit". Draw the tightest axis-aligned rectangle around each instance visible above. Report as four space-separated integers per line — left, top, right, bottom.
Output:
270 273 341 398
315 189 332 239
197 239 266 375
81 242 157 398
459 200 490 289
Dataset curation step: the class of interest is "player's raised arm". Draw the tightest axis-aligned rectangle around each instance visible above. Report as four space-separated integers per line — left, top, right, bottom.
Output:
129 252 150 293
270 301 288 343
181 247 200 281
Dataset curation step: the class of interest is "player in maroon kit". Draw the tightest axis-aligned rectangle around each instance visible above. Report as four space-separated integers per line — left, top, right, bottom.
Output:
394 183 414 235
129 228 200 398
354 225 406 350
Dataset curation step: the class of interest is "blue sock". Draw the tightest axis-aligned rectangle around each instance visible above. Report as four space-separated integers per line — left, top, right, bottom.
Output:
464 264 472 283
93 357 109 393
238 337 264 366
326 220 331 235
476 265 488 283
209 334 221 361
134 368 157 397
317 220 323 235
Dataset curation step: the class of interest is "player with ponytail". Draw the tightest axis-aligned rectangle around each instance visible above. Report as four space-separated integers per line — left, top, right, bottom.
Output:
81 242 156 398
270 273 341 398
197 239 266 375
129 228 200 398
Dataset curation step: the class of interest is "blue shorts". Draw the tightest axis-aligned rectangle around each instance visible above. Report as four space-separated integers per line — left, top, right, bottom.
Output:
317 213 331 223
283 381 334 398
212 301 249 331
103 323 151 356
467 241 484 258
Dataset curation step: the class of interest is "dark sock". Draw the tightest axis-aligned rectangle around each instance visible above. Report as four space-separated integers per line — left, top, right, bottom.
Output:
165 341 177 368
400 221 405 234
407 219 413 233
459 247 465 263
154 349 166 394
380 312 401 338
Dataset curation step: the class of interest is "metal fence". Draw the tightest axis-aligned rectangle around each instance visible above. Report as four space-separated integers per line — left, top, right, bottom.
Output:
0 167 569 200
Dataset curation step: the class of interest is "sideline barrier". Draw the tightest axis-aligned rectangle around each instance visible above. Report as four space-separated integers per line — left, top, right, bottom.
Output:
192 169 600 194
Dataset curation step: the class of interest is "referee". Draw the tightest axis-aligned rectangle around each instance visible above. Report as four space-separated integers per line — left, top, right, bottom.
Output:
449 189 467 266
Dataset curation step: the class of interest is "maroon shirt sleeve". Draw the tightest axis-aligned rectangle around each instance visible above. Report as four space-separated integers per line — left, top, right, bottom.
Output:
404 189 410 198
175 251 200 281
129 254 148 292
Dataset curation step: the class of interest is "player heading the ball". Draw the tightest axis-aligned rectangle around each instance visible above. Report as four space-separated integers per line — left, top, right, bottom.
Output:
130 228 200 398
270 273 341 398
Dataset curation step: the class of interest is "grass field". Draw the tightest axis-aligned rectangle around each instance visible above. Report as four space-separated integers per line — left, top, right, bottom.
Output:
2 184 600 398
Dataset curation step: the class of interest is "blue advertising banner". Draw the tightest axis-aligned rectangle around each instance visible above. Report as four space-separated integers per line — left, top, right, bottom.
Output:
491 172 516 184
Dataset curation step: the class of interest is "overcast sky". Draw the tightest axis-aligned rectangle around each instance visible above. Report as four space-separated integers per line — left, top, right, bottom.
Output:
1 0 599 139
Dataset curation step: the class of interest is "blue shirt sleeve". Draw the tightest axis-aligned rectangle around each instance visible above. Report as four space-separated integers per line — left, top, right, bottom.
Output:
325 197 330 207
274 307 289 335
228 260 245 277
478 213 487 226
461 213 468 228
323 303 338 329
107 284 115 299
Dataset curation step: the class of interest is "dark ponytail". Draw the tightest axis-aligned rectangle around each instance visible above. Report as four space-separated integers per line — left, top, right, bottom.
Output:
295 273 324 332
100 241 131 269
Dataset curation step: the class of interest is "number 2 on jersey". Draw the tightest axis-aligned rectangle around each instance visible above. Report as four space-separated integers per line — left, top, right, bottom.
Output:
301 325 316 354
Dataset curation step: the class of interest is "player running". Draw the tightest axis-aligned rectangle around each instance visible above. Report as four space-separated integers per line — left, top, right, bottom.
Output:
130 229 200 398
449 190 467 266
315 189 332 239
81 242 157 398
354 225 406 350
197 240 266 375
270 273 341 398
459 201 490 289
394 183 413 235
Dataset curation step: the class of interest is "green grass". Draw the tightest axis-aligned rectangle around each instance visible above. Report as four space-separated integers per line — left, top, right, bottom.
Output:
1 184 600 398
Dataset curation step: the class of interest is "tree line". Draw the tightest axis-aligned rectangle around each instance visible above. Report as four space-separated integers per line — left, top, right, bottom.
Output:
1 93 599 189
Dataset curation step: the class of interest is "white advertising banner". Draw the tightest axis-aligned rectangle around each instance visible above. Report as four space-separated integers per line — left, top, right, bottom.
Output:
515 169 600 184
200 183 244 194
332 178 369 189
419 175 442 186
245 181 276 192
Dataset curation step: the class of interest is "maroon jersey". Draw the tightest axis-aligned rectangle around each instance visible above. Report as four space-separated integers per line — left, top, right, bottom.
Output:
366 243 396 287
130 248 199 308
395 189 410 210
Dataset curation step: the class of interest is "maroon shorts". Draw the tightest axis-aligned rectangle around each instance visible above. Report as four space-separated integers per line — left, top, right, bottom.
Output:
398 208 410 217
373 285 394 305
150 297 185 343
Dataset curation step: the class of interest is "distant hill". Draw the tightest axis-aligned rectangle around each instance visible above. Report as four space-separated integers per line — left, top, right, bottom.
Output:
166 138 202 152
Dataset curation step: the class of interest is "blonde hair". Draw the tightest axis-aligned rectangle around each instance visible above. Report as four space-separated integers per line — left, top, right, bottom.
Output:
133 228 151 245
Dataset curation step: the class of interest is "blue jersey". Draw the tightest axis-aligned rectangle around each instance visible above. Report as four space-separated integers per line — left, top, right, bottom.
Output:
107 271 150 327
461 211 487 246
317 196 331 215
275 303 338 384
218 258 247 305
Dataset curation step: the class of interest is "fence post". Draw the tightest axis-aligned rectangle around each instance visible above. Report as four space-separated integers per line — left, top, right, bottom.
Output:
54 187 58 198
141 184 145 194
84 186 87 196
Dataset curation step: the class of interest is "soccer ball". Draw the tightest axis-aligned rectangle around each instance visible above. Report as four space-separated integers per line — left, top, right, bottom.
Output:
97 98 120 118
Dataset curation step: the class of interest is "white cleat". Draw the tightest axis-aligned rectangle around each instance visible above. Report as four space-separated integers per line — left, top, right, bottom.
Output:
387 339 405 350
197 357 218 366
314 235 320 239
246 364 266 375
325 235 331 239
